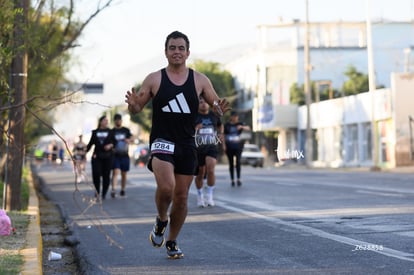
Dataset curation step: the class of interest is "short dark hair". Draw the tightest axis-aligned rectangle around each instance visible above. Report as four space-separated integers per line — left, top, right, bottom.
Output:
114 113 122 121
165 31 190 51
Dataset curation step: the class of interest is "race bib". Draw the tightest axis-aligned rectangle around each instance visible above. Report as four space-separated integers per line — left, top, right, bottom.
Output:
199 128 214 135
228 135 241 142
151 139 175 154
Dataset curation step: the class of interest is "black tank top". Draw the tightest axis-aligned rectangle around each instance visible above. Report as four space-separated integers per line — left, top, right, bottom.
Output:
150 68 199 146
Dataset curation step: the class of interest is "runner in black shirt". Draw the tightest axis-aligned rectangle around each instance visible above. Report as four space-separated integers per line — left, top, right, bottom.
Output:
86 116 116 200
125 31 230 259
194 97 223 207
111 114 133 198
223 111 250 187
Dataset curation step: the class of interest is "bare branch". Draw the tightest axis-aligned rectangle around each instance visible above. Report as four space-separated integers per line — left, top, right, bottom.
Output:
0 91 111 113
61 0 74 38
61 0 115 52
32 0 47 24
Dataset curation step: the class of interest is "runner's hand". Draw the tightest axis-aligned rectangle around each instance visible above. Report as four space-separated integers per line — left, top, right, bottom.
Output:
125 87 140 114
213 98 230 116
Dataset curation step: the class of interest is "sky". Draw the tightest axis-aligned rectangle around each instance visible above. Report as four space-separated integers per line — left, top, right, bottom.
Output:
53 0 413 137
66 0 414 106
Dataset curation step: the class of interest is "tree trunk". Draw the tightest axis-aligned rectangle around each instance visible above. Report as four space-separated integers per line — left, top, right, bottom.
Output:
4 0 29 211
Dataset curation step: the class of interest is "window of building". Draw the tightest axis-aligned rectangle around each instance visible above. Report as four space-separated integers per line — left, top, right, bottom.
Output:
361 122 372 161
345 124 358 163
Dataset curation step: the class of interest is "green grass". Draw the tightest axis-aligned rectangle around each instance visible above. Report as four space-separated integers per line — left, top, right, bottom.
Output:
0 167 29 210
0 167 31 275
0 254 24 275
0 211 28 274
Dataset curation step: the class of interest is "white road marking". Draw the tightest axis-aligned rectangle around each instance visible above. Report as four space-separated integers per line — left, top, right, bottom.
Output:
356 190 405 197
214 198 414 262
252 175 414 195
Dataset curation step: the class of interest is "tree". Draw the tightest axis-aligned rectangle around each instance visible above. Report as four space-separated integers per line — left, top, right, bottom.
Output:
1 0 115 210
3 0 29 211
0 1 14 79
0 1 15 149
290 82 305 105
341 65 369 96
190 59 234 98
290 65 384 106
290 82 317 105
191 59 236 122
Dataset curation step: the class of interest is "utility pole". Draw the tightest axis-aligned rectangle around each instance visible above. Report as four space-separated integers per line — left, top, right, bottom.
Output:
304 0 312 167
404 48 411 73
366 0 379 170
4 0 29 210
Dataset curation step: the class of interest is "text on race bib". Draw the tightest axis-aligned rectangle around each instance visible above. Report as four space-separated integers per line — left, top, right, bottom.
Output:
199 128 214 135
151 139 175 155
228 135 241 142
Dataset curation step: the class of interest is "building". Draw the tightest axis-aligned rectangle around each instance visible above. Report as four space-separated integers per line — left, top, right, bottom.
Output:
297 73 414 168
225 20 414 168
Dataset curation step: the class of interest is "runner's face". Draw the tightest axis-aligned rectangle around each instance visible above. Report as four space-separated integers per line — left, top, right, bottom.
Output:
100 118 108 128
165 38 189 65
198 98 209 113
230 115 239 123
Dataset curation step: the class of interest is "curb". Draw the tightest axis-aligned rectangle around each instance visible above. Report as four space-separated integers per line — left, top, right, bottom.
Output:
20 169 42 275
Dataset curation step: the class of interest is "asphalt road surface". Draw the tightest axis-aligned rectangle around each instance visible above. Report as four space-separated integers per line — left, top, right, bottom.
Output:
34 161 414 275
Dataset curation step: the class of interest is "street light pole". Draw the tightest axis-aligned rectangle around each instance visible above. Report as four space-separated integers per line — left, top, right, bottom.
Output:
404 47 411 73
304 0 312 167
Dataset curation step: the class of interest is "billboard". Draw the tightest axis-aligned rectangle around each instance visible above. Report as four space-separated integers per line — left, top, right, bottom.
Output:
82 83 104 94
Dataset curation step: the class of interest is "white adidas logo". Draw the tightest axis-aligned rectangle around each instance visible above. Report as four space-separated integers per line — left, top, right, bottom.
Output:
161 92 191 113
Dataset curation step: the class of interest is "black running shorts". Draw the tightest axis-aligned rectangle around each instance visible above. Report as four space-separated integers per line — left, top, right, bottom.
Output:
196 145 218 167
147 143 198 175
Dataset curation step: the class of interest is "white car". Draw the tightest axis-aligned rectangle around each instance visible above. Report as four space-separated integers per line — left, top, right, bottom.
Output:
241 143 265 167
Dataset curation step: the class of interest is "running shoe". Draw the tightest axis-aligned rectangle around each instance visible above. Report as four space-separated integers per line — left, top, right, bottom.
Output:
120 190 125 196
149 216 168 247
166 240 184 259
206 193 215 207
197 194 206 208
111 190 116 198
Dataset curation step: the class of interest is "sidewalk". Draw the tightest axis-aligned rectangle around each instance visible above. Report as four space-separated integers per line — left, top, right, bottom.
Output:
20 168 42 275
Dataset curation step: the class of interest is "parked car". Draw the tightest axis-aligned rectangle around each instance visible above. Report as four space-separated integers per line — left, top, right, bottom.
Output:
241 143 265 167
133 144 150 166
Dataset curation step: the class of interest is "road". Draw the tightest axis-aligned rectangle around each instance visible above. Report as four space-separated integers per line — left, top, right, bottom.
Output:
34 161 414 274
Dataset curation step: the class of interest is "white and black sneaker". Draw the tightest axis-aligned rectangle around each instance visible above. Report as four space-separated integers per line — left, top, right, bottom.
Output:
149 216 168 247
166 240 184 259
